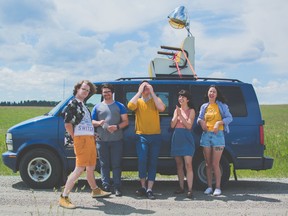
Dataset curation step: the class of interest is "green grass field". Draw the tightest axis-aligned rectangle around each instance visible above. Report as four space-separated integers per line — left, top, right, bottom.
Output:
0 105 287 178
237 105 288 178
0 107 52 175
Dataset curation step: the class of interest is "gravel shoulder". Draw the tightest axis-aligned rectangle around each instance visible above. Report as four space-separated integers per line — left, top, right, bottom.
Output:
0 176 287 216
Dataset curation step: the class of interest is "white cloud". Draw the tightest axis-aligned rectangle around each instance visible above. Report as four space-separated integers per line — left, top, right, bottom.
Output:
0 0 287 104
208 71 226 78
53 0 188 33
252 78 261 86
242 0 288 74
0 66 74 102
253 79 288 104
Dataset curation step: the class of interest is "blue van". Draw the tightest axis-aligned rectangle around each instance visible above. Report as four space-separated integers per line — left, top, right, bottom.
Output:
2 23 274 188
2 75 273 189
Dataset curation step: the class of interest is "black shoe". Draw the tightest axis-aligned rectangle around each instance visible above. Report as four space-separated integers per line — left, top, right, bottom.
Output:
187 191 193 199
115 188 122 197
146 190 155 200
136 187 146 197
103 185 111 192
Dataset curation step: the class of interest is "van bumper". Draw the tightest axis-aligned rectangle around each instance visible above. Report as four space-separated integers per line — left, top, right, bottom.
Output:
2 151 18 172
261 156 274 170
235 156 274 170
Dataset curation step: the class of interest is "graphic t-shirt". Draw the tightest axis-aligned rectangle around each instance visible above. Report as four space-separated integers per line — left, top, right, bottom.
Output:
74 103 94 136
204 103 224 131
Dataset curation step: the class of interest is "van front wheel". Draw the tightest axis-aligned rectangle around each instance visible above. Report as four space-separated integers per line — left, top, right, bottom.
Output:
193 154 230 189
19 149 61 189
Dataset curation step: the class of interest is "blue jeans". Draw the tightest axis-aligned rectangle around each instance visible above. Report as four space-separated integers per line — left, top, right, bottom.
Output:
96 140 123 189
136 134 162 181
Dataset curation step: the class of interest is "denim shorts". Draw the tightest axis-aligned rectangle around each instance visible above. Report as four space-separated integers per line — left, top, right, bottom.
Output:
200 131 225 147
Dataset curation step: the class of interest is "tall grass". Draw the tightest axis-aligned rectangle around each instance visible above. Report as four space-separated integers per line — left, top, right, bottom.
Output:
1 105 288 177
237 105 288 178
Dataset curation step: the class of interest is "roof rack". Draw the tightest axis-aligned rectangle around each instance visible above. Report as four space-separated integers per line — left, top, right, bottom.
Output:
115 75 242 83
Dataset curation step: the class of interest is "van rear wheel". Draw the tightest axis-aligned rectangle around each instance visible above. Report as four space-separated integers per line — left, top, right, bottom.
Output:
19 149 61 189
193 153 230 189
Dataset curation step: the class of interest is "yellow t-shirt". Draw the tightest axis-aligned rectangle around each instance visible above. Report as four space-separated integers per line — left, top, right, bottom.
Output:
127 98 161 134
204 103 224 131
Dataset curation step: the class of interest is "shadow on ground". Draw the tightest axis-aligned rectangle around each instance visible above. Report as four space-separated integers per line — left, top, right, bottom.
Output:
12 177 288 204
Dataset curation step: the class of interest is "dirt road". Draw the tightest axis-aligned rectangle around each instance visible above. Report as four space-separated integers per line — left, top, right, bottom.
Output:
0 176 287 215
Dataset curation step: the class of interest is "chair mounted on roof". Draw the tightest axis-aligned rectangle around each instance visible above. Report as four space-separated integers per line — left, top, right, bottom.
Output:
148 6 197 79
149 36 197 78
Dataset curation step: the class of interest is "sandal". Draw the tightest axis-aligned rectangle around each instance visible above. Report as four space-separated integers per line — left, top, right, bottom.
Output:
174 187 185 194
187 191 193 199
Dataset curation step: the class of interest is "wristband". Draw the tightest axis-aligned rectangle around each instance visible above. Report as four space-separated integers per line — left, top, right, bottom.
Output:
117 125 120 130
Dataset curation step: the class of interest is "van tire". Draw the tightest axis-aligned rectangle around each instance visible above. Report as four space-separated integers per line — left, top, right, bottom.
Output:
19 149 61 189
193 153 230 189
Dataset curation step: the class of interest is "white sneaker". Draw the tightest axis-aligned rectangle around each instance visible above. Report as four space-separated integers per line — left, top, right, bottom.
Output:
204 187 213 195
213 188 222 196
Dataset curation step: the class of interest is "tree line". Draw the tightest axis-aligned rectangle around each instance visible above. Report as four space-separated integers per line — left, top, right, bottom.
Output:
0 100 60 107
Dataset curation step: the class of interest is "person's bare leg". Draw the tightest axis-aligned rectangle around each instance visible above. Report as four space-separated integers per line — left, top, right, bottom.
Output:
140 178 146 188
184 156 193 191
147 180 154 191
175 156 185 189
62 166 85 196
86 165 97 189
212 147 224 189
203 147 213 188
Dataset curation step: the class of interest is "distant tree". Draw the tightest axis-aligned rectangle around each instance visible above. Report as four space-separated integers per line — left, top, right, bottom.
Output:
0 100 60 107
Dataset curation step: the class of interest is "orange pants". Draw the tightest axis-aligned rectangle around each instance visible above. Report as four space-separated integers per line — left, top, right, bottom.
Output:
73 135 97 167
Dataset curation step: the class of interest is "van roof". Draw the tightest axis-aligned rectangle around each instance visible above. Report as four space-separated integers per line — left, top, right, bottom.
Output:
93 75 246 86
115 75 242 83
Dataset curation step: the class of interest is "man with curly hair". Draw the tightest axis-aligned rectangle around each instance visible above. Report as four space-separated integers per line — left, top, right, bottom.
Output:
59 80 111 209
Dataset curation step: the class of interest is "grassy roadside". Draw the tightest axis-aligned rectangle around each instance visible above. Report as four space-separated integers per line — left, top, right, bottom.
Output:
237 104 288 178
0 107 52 175
1 105 288 178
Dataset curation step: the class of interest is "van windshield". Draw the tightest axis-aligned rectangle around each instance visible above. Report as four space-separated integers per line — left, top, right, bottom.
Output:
46 97 72 116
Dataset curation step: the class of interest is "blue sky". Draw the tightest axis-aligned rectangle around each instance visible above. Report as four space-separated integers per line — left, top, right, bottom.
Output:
0 0 287 104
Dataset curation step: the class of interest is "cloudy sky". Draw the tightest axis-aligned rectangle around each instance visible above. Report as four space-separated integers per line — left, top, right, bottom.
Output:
0 0 287 104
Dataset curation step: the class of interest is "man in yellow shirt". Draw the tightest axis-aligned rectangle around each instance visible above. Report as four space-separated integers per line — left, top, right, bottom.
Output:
127 81 166 199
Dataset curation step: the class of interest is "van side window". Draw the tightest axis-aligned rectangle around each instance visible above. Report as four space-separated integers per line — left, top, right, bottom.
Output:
125 91 169 115
85 94 102 111
220 86 247 117
190 85 247 117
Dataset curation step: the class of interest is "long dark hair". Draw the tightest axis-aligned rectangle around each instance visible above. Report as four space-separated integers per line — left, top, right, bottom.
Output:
178 89 195 109
203 85 227 103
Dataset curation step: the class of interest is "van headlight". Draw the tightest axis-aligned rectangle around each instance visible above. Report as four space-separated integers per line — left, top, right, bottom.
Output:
5 133 13 151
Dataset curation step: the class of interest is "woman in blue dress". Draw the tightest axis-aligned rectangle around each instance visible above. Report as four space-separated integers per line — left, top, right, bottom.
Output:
170 90 195 198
